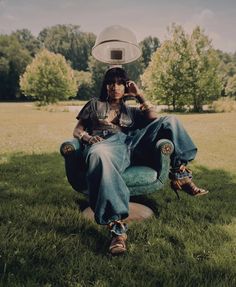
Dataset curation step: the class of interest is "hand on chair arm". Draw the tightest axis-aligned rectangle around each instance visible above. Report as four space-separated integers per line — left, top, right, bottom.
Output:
60 123 89 156
73 119 91 142
73 119 103 145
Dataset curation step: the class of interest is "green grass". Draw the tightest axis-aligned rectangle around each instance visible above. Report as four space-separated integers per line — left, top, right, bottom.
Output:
0 103 236 286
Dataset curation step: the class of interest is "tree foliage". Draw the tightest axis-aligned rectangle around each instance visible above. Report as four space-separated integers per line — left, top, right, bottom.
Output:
88 56 108 97
20 49 77 105
225 74 236 98
124 58 144 84
142 24 222 112
38 25 96 71
0 34 32 100
215 49 236 96
140 36 160 68
75 70 93 100
2 24 236 105
12 29 41 57
123 36 160 83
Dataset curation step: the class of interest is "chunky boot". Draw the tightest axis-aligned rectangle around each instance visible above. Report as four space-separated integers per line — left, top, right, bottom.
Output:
170 165 209 199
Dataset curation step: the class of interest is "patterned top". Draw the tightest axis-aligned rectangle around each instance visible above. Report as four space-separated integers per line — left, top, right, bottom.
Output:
76 98 149 138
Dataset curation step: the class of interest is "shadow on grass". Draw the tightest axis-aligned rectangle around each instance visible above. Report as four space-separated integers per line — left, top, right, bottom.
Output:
0 152 236 286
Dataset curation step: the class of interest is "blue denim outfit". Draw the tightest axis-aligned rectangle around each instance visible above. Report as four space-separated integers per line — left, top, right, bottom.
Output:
83 132 131 225
77 99 197 233
82 116 197 231
128 116 197 169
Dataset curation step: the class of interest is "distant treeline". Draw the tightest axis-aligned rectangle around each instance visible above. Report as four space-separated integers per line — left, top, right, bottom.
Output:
1 24 236 108
0 24 160 101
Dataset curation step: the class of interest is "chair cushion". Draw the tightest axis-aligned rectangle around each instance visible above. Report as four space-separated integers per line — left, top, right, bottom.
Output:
122 166 157 187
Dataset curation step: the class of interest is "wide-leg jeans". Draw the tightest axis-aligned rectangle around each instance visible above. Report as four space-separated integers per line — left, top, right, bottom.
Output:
83 116 197 225
129 116 197 169
83 132 131 225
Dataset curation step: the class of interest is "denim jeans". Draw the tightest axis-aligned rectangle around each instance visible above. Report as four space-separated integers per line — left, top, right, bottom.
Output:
128 116 197 169
83 116 197 226
83 132 131 225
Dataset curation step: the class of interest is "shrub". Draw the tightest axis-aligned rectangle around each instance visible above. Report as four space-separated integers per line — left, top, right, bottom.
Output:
210 97 236 112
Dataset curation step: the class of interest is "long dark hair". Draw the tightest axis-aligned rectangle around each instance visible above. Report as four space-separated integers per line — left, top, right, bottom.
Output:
99 67 129 101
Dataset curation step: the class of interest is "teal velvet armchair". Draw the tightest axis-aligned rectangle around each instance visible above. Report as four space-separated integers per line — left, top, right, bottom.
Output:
60 138 174 197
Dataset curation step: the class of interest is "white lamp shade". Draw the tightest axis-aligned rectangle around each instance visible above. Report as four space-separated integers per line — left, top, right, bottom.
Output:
92 25 141 64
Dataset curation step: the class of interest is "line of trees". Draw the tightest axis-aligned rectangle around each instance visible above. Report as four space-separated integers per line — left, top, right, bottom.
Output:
1 24 236 111
0 25 160 103
0 25 96 101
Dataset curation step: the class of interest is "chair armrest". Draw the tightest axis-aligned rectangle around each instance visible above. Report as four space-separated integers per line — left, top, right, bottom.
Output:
156 139 174 155
60 138 82 157
60 138 87 192
60 137 174 195
155 139 174 183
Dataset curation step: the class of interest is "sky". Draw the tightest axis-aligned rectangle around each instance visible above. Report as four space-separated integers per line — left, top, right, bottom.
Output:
0 0 236 53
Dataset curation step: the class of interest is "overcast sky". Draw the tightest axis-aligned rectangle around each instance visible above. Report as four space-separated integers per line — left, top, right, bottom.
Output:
0 0 236 53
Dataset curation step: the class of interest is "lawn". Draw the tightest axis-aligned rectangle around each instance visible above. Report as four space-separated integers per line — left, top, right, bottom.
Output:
0 103 236 287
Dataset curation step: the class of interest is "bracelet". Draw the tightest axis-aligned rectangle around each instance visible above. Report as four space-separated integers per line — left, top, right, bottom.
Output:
136 95 145 104
140 102 152 111
78 131 88 140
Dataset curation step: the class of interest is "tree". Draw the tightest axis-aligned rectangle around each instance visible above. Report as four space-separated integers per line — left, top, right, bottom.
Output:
140 36 160 68
215 49 236 96
20 49 77 105
123 37 160 83
12 29 41 57
189 27 222 111
88 56 108 97
225 74 236 98
0 34 32 100
38 25 96 71
75 70 93 100
142 24 221 112
125 58 145 84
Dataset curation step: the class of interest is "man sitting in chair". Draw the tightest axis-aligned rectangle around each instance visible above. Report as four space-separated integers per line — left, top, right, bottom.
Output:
73 67 208 255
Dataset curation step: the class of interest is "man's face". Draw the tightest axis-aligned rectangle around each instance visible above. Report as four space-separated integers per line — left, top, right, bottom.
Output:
107 80 125 100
